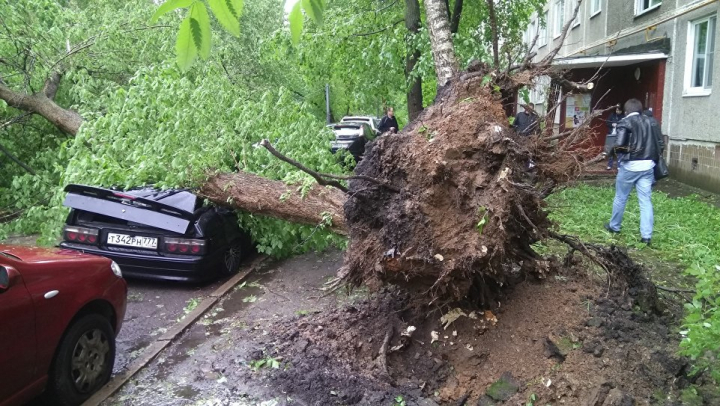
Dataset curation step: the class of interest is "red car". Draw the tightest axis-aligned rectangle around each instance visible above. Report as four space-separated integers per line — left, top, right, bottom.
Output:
0 245 127 406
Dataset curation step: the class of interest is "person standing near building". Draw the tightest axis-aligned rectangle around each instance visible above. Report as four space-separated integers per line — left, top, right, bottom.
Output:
513 103 540 136
604 98 664 245
604 105 624 170
378 106 399 134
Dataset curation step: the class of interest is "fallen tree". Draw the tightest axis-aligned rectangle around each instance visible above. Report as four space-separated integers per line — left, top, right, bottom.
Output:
200 171 348 236
197 1 613 305
200 69 596 305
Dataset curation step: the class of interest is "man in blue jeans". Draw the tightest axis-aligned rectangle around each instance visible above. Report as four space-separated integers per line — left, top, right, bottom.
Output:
604 98 664 245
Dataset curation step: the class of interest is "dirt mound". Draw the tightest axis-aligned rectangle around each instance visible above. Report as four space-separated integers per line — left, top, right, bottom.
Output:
252 264 696 405
342 76 579 305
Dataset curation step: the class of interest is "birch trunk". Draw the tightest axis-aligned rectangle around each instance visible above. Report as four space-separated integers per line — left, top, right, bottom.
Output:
424 0 459 86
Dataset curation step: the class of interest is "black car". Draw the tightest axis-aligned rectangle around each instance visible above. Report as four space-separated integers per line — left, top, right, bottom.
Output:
58 184 252 282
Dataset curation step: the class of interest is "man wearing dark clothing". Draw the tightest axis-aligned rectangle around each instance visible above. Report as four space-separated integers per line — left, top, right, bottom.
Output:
513 103 539 135
605 98 664 245
604 105 624 170
643 109 663 152
347 135 367 163
378 107 399 134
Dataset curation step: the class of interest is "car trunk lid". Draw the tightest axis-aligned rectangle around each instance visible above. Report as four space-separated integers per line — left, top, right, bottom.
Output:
63 184 196 234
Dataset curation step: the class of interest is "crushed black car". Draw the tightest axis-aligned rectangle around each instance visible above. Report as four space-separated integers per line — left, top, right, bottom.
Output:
58 184 252 282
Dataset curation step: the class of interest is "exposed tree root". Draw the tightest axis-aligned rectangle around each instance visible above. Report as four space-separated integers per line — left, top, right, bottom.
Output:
375 325 394 379
551 232 663 315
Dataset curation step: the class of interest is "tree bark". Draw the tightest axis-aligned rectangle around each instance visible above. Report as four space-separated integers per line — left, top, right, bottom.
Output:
0 72 82 135
450 0 463 34
486 0 499 69
405 0 423 121
424 0 459 86
199 171 348 235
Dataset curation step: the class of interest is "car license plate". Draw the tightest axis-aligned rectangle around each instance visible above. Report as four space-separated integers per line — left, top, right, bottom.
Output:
107 233 158 249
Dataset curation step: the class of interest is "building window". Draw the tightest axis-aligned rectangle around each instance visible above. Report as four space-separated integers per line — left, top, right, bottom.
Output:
686 15 716 94
553 0 565 37
528 19 537 51
539 11 548 47
635 0 661 16
590 0 601 16
530 76 550 106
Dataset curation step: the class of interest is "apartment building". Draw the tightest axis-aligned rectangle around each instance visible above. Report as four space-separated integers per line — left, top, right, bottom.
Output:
526 0 720 192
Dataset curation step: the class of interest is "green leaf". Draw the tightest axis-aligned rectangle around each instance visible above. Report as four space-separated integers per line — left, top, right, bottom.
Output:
289 1 303 45
207 0 240 37
189 18 202 55
175 15 197 72
230 0 244 18
151 0 194 23
301 0 324 25
190 2 211 59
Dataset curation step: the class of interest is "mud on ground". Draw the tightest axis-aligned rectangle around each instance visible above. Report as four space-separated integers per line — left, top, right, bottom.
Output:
106 249 716 406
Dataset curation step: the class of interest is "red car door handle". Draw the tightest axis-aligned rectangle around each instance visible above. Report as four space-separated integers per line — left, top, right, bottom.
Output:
44 290 59 299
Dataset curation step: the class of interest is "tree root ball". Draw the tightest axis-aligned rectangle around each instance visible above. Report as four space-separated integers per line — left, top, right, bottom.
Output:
341 76 577 305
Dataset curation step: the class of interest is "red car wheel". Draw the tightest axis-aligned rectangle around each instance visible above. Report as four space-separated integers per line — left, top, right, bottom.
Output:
47 314 116 405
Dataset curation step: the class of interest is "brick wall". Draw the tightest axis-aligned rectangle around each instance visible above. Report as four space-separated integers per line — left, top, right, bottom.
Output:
668 141 720 194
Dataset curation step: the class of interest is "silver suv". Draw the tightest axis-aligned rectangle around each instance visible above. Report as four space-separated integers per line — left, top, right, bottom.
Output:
340 116 380 135
329 123 375 154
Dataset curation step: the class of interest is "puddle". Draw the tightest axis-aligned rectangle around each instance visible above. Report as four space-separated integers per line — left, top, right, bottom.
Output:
114 338 152 373
154 326 210 381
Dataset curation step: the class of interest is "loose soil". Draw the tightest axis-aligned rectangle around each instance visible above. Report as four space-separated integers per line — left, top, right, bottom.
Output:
105 248 717 406
341 74 581 305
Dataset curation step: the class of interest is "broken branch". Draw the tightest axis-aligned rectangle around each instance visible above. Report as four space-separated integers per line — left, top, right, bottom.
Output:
260 139 349 193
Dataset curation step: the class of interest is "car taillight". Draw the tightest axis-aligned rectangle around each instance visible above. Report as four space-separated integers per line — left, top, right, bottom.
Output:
164 238 206 256
64 226 99 245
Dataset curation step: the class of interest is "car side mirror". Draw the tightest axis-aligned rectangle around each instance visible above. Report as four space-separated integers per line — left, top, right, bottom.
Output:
0 266 9 291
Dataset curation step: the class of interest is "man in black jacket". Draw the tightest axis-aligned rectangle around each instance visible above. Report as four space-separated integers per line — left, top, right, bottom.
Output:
604 99 664 245
378 107 399 134
513 103 539 136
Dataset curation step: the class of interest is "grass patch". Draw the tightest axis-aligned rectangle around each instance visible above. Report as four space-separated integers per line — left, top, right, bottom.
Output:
547 184 720 266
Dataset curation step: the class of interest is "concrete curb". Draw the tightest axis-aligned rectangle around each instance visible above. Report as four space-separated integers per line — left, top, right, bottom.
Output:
81 255 268 406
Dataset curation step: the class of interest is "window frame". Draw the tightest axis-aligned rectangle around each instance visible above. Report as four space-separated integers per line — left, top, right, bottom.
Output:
590 0 601 18
528 19 538 52
635 0 661 17
684 14 716 97
553 0 565 38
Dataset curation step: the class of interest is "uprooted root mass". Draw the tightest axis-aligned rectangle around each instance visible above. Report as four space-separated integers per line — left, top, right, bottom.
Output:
341 74 582 304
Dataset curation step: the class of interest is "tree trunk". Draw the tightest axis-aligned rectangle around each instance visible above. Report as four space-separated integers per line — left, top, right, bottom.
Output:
424 0 458 86
405 0 423 121
0 73 82 135
450 0 463 34
199 171 348 235
486 0 499 69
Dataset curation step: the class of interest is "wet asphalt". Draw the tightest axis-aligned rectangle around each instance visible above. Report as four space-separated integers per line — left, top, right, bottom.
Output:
113 276 229 375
